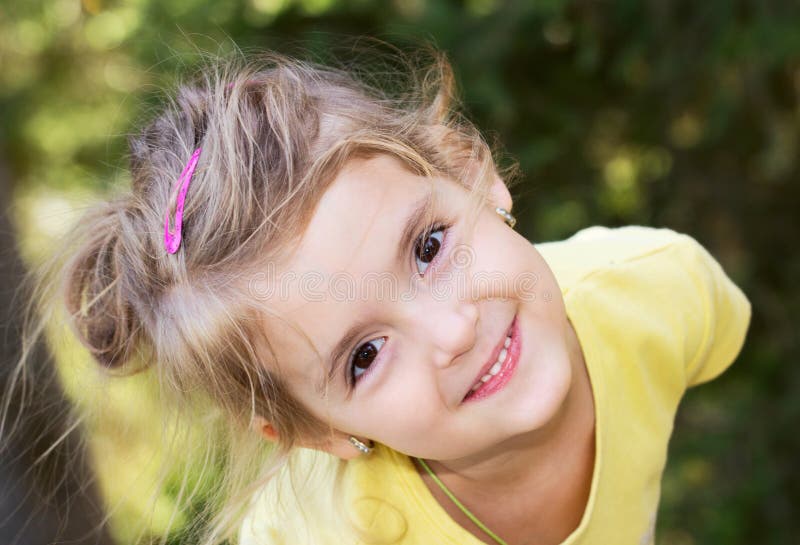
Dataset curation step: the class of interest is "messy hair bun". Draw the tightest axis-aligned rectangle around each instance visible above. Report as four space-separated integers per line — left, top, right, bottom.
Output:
63 199 145 370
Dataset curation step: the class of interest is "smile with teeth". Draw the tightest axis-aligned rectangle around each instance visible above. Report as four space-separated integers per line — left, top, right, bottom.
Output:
462 315 521 403
469 332 512 392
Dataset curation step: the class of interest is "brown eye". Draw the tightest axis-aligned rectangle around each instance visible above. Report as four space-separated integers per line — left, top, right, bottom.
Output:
349 337 386 382
414 225 446 275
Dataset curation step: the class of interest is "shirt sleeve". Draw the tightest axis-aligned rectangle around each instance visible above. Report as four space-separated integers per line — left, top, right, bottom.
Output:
676 235 753 388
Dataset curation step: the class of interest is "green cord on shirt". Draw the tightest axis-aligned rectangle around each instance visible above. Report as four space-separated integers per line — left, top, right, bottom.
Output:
414 457 509 545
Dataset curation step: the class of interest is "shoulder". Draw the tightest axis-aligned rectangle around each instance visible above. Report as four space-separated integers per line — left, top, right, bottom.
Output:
238 448 347 545
543 225 751 390
238 445 419 545
533 224 688 295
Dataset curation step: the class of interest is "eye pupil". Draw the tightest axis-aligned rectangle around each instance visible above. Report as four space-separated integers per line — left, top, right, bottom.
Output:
416 234 441 264
349 337 386 384
354 344 377 369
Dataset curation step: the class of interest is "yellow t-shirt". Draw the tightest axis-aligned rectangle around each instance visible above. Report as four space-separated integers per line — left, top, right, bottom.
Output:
239 225 752 545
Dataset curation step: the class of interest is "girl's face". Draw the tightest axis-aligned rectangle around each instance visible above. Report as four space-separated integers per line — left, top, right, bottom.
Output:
256 154 574 462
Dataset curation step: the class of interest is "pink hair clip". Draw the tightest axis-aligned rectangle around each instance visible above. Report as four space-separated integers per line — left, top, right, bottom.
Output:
164 148 202 254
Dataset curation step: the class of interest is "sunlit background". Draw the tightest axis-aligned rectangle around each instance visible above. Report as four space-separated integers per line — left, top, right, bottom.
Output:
1 1 798 544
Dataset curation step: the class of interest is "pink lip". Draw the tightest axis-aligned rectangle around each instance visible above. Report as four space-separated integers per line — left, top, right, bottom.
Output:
462 314 521 403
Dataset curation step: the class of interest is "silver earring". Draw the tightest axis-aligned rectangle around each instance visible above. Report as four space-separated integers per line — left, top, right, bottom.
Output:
495 207 516 229
348 436 374 455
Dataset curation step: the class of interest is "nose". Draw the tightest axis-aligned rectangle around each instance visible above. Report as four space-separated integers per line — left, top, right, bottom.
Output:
411 292 479 369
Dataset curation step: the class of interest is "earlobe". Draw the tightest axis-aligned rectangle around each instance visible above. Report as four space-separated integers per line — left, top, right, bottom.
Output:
488 172 513 213
308 433 374 461
252 415 279 441
254 417 372 460
347 436 374 455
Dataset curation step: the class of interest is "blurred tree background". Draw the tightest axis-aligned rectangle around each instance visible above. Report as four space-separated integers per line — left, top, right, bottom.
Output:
1 0 798 544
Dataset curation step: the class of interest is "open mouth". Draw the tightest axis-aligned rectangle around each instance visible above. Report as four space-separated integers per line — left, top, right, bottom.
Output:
462 314 521 403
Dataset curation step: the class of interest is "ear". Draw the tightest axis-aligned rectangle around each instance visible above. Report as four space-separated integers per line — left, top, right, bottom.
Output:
252 415 279 441
488 171 513 213
252 416 371 461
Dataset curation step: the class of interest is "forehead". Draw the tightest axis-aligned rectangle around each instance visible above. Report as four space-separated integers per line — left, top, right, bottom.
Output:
288 154 442 275
254 155 444 378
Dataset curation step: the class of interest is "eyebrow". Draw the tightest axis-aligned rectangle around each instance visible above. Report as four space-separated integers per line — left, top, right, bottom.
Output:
319 191 435 392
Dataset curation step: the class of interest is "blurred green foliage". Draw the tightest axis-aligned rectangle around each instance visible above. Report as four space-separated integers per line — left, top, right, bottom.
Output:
1 0 798 544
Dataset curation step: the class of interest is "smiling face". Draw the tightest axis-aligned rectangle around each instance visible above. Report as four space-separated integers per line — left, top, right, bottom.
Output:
254 154 574 463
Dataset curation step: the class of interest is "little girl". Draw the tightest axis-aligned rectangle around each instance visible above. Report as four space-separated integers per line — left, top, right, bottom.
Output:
9 48 751 545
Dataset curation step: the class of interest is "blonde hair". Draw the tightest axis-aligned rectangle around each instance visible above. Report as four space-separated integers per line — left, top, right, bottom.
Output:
3 45 519 544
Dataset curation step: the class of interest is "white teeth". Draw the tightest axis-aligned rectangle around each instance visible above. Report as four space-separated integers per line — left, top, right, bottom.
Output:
469 335 513 393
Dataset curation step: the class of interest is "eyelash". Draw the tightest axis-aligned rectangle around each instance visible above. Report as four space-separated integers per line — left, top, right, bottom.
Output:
346 221 452 388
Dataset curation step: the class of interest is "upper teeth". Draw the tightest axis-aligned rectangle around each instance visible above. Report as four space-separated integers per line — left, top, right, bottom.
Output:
470 334 513 391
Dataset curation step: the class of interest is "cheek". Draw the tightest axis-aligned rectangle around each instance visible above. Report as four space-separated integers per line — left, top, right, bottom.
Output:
469 216 513 266
346 380 445 434
501 234 560 301
468 228 555 302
